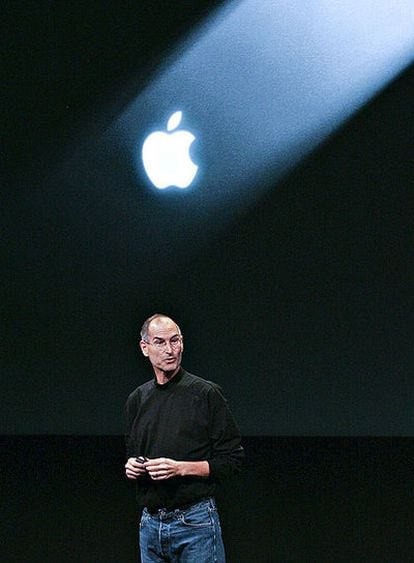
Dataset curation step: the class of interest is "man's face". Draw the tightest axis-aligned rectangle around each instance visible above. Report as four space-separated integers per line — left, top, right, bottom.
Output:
140 317 183 376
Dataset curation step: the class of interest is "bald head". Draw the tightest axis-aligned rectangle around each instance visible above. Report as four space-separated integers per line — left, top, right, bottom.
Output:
140 314 181 342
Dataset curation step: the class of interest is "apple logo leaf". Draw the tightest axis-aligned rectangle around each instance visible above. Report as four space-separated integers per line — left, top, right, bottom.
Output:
167 111 182 132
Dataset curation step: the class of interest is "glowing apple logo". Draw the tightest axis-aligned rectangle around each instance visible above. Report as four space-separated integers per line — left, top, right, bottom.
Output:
142 111 198 189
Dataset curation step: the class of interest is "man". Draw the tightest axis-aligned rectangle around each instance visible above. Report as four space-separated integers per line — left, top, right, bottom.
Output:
125 314 244 563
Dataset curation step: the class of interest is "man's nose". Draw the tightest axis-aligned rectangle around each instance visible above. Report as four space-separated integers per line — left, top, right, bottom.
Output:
164 341 173 353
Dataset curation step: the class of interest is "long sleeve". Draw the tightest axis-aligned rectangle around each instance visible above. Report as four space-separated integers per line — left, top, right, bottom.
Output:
206 384 244 481
124 389 140 459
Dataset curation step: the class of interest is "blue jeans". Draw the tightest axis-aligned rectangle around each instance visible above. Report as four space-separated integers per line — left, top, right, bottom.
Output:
139 497 226 562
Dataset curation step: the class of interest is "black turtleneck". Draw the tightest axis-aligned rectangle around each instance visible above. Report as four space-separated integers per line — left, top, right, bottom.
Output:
125 368 244 510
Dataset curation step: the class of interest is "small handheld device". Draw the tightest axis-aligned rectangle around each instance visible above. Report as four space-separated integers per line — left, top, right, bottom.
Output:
136 456 147 464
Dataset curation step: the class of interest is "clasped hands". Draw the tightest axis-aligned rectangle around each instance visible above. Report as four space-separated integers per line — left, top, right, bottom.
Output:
125 457 180 481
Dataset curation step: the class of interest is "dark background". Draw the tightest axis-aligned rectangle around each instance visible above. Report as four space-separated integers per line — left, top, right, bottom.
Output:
2 1 414 560
3 435 414 562
2 0 413 436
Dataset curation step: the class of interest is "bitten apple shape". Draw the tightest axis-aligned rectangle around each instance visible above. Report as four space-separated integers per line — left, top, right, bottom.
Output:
142 111 198 189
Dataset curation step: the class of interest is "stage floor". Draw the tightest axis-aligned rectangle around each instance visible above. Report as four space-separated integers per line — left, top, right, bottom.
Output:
3 436 413 562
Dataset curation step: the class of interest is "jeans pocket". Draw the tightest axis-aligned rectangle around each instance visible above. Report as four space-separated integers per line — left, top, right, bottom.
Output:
179 507 213 528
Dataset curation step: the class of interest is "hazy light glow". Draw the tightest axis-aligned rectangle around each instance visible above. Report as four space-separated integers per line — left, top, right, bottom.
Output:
116 0 414 210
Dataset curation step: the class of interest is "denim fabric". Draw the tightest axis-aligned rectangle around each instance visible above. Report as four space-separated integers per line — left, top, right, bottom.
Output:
139 497 225 562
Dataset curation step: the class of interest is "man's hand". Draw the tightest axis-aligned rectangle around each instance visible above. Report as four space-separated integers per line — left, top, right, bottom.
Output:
144 458 210 480
144 457 180 481
125 457 148 480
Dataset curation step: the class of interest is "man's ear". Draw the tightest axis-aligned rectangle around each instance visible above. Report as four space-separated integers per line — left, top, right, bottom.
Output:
140 340 149 357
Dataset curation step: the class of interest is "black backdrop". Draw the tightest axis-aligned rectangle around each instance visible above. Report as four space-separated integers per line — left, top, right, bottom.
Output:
2 2 414 560
3 0 413 436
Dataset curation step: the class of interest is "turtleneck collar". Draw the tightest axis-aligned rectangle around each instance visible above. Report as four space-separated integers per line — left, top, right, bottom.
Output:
154 367 184 389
